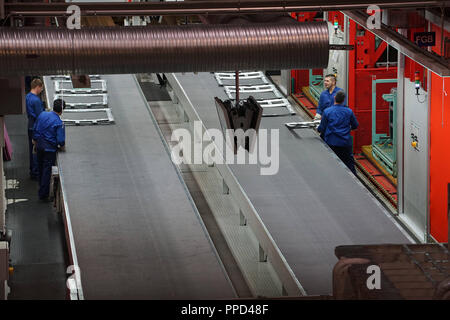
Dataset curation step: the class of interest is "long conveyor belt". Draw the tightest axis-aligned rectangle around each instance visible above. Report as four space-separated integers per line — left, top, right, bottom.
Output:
168 72 414 295
44 74 236 299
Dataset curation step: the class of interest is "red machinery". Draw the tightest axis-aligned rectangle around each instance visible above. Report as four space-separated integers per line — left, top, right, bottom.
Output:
290 9 449 243
290 12 323 92
347 18 398 153
291 11 398 154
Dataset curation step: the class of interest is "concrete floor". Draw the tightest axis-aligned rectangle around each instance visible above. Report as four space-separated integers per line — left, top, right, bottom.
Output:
4 114 68 300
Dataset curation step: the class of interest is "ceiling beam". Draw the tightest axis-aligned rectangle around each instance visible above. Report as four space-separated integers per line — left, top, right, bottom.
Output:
2 0 448 18
342 10 450 77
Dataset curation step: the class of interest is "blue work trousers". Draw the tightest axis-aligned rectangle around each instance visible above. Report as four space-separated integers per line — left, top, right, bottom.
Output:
329 145 356 175
37 149 56 199
28 129 38 178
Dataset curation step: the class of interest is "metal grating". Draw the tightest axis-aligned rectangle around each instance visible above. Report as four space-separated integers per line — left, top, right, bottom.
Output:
334 243 450 299
224 84 282 99
216 72 296 116
61 109 114 126
215 72 268 86
47 75 115 126
55 79 107 94
54 93 108 109
50 75 101 80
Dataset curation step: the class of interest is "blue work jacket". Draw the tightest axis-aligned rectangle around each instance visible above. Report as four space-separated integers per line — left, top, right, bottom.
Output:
317 103 358 147
317 86 345 116
26 92 45 130
33 111 65 152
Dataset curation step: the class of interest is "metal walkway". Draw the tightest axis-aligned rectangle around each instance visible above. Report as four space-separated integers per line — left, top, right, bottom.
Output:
43 74 236 299
167 72 414 296
4 114 68 300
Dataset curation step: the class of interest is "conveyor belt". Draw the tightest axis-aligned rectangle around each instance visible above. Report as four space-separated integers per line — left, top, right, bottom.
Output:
44 74 235 299
169 72 414 296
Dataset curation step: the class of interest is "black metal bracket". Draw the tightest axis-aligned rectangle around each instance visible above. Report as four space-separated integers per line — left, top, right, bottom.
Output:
215 95 263 153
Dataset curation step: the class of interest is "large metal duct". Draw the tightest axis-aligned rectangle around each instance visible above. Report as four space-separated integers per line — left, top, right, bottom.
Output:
0 22 329 76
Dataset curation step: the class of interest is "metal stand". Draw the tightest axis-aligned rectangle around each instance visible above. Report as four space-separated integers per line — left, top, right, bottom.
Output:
49 75 115 125
371 79 398 177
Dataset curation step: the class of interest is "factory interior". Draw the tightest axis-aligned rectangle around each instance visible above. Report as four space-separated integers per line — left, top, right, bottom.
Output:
0 0 449 301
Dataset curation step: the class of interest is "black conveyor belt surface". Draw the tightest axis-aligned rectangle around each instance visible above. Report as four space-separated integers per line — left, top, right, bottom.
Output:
172 72 412 295
47 74 235 299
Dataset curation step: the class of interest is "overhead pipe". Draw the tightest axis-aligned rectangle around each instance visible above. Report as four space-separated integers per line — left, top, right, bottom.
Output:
2 0 448 18
0 22 330 76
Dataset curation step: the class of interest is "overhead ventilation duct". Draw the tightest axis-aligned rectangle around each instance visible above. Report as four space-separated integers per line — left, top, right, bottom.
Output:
0 22 329 76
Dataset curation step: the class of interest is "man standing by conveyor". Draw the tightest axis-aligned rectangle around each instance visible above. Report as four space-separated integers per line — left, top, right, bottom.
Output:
26 78 45 180
317 91 358 175
314 74 345 121
33 99 66 201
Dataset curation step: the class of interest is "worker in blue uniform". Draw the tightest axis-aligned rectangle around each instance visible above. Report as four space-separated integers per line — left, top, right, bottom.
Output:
33 99 66 201
317 91 359 175
26 78 45 179
314 74 345 120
